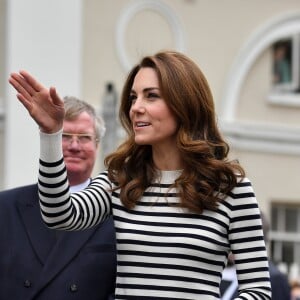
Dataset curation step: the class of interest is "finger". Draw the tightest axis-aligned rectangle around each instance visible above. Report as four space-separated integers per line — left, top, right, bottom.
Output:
49 87 63 106
9 74 34 100
9 72 37 96
8 76 34 113
16 93 34 113
19 70 46 93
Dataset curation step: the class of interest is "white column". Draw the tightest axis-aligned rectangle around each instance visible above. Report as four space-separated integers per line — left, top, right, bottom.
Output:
4 0 82 188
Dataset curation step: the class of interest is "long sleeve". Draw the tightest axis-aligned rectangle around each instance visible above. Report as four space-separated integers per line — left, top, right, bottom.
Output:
226 179 271 299
38 131 112 230
37 137 271 299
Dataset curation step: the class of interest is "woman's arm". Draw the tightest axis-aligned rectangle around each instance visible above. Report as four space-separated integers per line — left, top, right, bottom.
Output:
228 178 272 299
9 71 112 230
38 130 112 230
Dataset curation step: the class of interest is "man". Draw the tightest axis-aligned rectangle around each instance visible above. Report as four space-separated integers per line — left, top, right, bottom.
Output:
220 252 238 300
0 96 116 300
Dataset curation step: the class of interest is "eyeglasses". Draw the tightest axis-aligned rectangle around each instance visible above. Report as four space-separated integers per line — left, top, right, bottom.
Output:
62 132 98 145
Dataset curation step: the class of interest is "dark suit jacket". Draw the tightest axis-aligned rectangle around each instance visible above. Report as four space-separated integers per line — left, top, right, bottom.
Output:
0 184 117 300
269 261 291 300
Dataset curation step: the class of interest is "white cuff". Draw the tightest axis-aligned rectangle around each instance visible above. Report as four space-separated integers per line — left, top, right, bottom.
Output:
40 129 63 162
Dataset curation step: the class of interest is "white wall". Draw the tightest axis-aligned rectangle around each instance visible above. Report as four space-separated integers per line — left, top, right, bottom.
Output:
4 0 83 188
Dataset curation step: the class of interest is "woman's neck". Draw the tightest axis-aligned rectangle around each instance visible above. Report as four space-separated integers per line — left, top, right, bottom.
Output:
152 150 183 171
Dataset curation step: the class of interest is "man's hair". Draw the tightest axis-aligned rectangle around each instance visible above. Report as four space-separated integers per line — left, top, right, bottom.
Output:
63 96 106 141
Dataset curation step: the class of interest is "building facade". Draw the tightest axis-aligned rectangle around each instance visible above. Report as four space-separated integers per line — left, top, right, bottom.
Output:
1 0 300 281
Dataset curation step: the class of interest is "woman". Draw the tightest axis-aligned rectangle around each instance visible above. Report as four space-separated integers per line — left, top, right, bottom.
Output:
9 51 271 299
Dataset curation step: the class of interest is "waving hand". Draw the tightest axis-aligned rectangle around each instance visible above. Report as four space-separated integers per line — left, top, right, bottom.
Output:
9 70 65 133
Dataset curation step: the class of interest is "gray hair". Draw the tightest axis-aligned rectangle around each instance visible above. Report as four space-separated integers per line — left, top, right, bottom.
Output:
63 96 106 141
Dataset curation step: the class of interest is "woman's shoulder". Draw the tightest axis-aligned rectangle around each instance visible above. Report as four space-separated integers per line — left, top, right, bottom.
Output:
224 176 257 204
233 176 253 191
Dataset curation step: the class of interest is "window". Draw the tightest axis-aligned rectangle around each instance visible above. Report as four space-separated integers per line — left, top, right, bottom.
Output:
273 39 292 86
272 34 300 92
270 203 300 278
268 33 300 106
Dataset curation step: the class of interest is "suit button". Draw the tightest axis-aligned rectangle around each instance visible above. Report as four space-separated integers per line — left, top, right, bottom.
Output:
24 279 32 288
70 284 78 292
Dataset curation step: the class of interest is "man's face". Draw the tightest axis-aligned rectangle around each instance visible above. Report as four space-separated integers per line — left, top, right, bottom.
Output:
62 111 98 185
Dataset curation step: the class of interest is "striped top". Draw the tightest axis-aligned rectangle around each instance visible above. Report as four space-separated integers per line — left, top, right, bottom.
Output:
38 131 271 299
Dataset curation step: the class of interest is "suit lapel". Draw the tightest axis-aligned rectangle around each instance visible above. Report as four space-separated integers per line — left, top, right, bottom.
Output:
36 177 96 286
17 185 56 265
18 181 98 298
30 226 98 298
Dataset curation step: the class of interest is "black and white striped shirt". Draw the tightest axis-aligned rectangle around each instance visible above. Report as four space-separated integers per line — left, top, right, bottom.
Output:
38 131 271 299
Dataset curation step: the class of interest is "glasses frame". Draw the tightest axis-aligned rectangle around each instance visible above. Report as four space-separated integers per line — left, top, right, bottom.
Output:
62 132 99 145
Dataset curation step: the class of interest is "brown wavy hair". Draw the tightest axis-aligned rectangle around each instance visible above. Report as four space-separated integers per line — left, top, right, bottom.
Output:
105 50 245 213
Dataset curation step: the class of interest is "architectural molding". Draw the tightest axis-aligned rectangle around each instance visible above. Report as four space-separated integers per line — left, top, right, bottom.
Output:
220 11 300 155
115 0 186 72
221 120 300 156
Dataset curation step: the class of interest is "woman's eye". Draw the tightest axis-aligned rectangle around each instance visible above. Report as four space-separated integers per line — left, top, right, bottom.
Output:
147 92 159 99
129 94 137 102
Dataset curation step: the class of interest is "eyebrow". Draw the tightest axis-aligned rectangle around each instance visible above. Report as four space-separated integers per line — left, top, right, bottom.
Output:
130 87 160 94
62 131 95 136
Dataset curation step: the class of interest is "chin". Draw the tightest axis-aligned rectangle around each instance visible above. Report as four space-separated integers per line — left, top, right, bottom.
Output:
134 137 150 145
66 164 82 172
135 141 149 146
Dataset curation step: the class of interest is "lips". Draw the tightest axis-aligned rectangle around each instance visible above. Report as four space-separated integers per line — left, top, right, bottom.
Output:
65 156 83 162
135 122 150 127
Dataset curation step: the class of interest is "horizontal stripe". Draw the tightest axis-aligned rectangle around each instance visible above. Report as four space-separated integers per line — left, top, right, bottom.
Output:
37 154 271 300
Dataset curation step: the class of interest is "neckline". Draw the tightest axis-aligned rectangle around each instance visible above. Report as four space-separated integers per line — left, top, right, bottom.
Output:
154 169 183 183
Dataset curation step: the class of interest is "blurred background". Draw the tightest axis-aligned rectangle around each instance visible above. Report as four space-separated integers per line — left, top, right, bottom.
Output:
1 0 300 286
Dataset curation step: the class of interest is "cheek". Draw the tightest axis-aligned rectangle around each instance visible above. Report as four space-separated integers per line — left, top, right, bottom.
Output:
160 111 178 131
129 109 134 122
165 120 178 136
83 146 98 158
88 147 98 156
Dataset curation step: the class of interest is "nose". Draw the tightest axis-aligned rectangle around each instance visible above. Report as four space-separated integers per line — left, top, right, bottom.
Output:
131 97 145 113
67 137 81 150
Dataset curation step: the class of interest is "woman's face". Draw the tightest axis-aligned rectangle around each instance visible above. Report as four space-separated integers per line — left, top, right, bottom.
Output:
129 67 178 149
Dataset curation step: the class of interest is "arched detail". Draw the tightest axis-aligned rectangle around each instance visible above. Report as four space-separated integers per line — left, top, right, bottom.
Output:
115 0 186 72
220 11 300 155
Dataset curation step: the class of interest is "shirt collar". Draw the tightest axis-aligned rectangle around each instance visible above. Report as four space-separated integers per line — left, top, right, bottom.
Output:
69 178 91 193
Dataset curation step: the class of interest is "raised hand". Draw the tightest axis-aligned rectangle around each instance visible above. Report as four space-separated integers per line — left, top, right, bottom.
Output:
9 70 65 133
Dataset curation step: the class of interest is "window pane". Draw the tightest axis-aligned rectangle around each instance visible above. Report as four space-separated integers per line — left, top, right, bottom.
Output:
272 39 292 85
271 206 278 231
282 241 294 266
270 240 279 262
285 207 298 232
270 203 300 280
